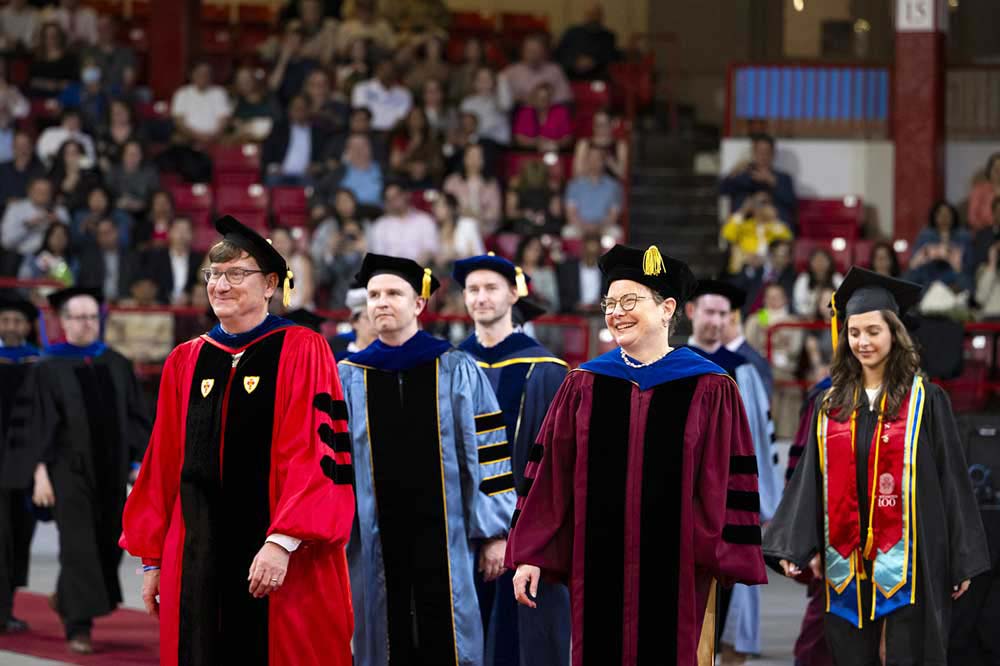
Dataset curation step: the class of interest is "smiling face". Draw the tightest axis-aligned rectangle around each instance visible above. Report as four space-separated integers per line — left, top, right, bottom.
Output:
366 273 425 339
686 293 731 347
603 279 673 350
206 251 277 323
0 309 30 347
464 270 516 328
847 310 892 375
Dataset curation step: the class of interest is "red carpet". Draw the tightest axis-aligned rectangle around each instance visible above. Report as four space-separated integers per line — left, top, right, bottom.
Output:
0 592 159 665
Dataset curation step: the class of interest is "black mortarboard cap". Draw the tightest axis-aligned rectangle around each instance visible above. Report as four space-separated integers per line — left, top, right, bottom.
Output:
833 267 923 320
285 308 326 332
214 215 295 306
47 286 103 311
598 244 696 304
452 253 530 297
690 279 747 310
355 253 440 298
0 294 39 320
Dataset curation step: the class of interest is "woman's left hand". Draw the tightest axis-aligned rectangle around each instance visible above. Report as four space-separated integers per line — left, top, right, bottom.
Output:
952 579 971 600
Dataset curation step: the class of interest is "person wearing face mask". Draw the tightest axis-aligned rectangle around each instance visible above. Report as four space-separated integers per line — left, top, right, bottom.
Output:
765 267 989 666
0 287 150 654
507 245 767 666
121 216 355 666
58 61 109 134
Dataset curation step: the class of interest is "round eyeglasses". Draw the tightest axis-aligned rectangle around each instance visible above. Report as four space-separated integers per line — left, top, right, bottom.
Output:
599 293 649 314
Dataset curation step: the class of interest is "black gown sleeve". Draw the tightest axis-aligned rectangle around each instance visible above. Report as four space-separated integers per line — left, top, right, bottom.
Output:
762 394 824 574
925 383 991 585
122 358 153 463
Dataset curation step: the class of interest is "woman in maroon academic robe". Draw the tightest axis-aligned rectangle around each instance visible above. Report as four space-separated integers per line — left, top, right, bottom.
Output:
121 216 355 666
506 244 768 666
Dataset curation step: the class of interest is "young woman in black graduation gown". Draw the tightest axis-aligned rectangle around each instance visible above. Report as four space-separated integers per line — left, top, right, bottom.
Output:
763 267 989 665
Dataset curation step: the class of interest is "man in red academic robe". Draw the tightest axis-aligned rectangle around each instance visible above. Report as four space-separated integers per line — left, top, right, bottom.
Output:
121 216 355 666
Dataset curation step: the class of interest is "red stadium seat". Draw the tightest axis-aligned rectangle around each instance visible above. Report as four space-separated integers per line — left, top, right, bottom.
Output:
410 189 438 215
798 197 864 241
271 186 309 227
499 12 549 35
212 143 261 177
201 3 233 24
793 238 852 274
237 210 270 234
238 3 278 25
192 225 223 253
170 183 214 226
201 27 234 56
216 183 269 214
450 11 497 36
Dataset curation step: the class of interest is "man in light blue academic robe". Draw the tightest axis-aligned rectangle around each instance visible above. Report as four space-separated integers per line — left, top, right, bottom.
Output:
453 254 570 666
339 253 515 666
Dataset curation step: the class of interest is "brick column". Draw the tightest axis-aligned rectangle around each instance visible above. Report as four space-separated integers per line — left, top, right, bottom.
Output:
893 0 947 242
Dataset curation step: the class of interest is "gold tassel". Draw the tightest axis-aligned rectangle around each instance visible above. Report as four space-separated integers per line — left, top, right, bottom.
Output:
282 269 294 308
642 245 665 276
487 251 495 257
830 295 839 353
421 268 432 299
514 267 529 297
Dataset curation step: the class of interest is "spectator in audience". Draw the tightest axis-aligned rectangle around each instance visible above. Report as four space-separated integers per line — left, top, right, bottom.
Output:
516 233 559 311
134 189 174 249
57 58 110 135
295 0 339 65
337 0 396 58
41 0 97 49
556 229 603 314
269 227 315 310
267 21 321 105
460 66 512 146
720 133 798 233
229 66 280 143
0 60 28 162
721 191 792 275
968 152 1000 232
368 181 438 263
71 184 129 248
746 282 802 435
906 200 973 291
323 106 388 169
303 68 348 134
105 139 158 220
37 109 95 166
316 132 384 210
554 2 619 81
81 15 136 93
800 285 836 384
512 82 572 152
734 237 796 315
501 33 573 106
420 78 454 138
316 214 367 309
792 247 842 316
95 99 146 170
572 109 626 179
76 217 132 302
144 216 201 305
0 0 38 53
48 139 101 214
170 61 233 148
431 191 484 271
262 95 328 187
448 37 485 104
565 145 622 238
404 34 449 95
351 59 412 132
505 158 564 235
310 186 361 265
973 198 1000 272
976 235 1000 319
0 130 44 214
335 37 372 100
27 22 77 98
388 106 442 188
443 143 501 234
442 111 486 173
869 240 902 277
17 219 74 284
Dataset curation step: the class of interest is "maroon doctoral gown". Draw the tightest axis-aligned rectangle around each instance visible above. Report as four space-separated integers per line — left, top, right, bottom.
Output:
505 347 768 666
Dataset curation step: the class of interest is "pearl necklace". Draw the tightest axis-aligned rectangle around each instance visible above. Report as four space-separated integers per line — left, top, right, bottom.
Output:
620 347 671 369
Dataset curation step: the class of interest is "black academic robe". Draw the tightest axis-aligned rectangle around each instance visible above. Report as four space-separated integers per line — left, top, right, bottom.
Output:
763 382 990 665
1 346 151 625
0 350 40 622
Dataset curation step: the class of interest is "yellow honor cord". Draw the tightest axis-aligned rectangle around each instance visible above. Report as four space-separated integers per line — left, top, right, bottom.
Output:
642 245 665 276
514 266 529 297
862 392 889 561
421 267 432 299
282 269 294 308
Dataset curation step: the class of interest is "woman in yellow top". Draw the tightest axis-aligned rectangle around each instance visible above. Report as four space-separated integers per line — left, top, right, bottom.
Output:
722 191 793 275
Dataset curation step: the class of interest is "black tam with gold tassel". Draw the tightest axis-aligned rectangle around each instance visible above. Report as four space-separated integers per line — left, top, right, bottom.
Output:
598 244 696 305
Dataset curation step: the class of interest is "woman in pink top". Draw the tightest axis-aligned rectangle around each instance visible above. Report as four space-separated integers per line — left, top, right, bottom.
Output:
968 153 1000 231
513 82 572 152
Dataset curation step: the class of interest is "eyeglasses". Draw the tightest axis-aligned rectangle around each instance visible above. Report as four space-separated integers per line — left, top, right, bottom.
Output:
202 268 265 285
63 314 100 322
600 293 649 314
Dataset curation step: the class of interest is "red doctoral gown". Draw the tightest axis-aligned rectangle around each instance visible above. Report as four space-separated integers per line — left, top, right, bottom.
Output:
506 348 768 666
121 324 355 666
